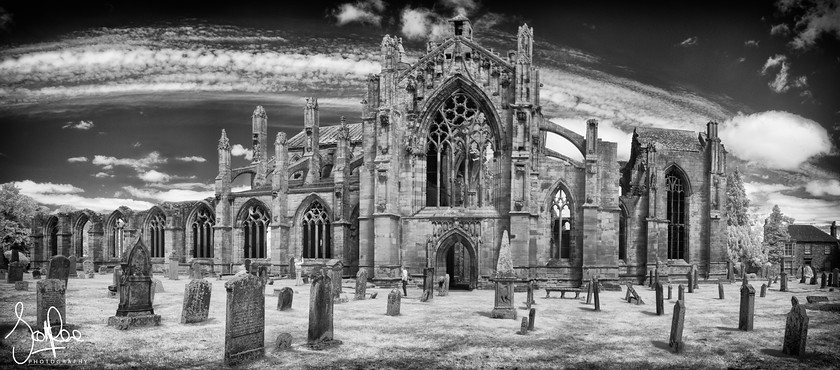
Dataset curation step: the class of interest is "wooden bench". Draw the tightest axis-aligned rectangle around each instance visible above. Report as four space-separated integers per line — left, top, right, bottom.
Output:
544 285 583 299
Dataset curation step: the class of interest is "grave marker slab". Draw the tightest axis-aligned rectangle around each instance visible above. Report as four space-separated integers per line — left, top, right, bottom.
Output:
276 333 292 350
36 279 66 329
820 272 826 289
739 284 755 331
181 279 211 324
224 273 265 365
805 296 828 304
420 267 435 302
760 284 767 298
586 280 593 304
15 281 28 290
278 287 293 311
625 284 645 305
718 282 725 300
386 288 401 316
648 270 653 288
669 300 685 353
518 317 529 335
107 239 161 329
667 285 672 300
68 256 78 278
354 270 367 300
47 255 71 288
491 230 516 319
833 268 839 287
691 264 699 290
678 284 685 302
83 260 95 277
655 282 664 315
780 272 788 292
169 258 179 280
99 266 108 275
528 308 535 331
308 270 341 349
593 278 601 311
782 297 808 356
526 280 535 308
687 272 695 294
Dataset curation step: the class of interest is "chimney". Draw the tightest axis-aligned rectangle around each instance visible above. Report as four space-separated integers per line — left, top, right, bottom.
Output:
831 221 837 238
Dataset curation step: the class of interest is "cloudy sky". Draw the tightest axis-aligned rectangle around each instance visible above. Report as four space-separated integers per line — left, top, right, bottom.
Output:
0 0 838 226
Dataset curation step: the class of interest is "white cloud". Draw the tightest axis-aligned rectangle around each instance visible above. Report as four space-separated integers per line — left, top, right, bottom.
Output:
138 169 171 183
770 24 790 36
67 156 88 163
720 111 832 170
231 144 253 161
779 0 840 50
92 151 166 170
400 7 450 41
13 179 152 212
760 55 808 94
439 0 479 16
805 179 840 197
132 141 142 148
14 180 83 195
62 120 94 130
176 156 206 163
93 172 114 178
333 0 386 26
744 40 759 47
677 36 698 47
123 185 214 203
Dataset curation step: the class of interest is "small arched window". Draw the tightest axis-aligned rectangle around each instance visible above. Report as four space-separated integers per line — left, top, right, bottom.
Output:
243 205 269 259
302 201 331 259
550 188 572 259
665 168 687 260
46 217 59 257
191 208 215 258
148 213 166 258
111 215 126 259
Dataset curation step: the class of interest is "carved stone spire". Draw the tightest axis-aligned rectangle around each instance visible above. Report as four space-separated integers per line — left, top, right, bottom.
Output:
218 129 230 150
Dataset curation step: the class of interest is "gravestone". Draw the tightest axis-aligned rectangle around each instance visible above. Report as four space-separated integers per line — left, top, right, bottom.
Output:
820 272 826 289
799 266 806 284
728 260 734 283
667 285 673 300
386 288 401 316
782 297 809 356
718 282 725 300
648 270 653 288
829 272 835 287
7 262 24 283
678 284 685 302
625 284 645 305
586 280 593 304
289 257 296 279
107 239 161 329
276 333 292 350
326 263 343 302
109 265 122 296
47 255 71 288
739 284 755 331
526 280 535 308
518 317 529 335
669 300 685 353
169 256 179 280
810 274 817 285
354 270 367 300
420 267 435 302
439 274 450 296
780 272 788 292
805 296 828 304
68 256 78 278
760 284 767 298
83 259 95 278
278 287 293 311
655 282 664 315
181 279 212 324
99 266 108 275
528 308 535 331
491 231 516 319
243 259 252 275
593 277 601 311
32 270 41 279
224 273 265 365
308 270 341 349
833 268 839 288
654 266 660 286
687 272 694 294
15 281 29 290
691 264 699 290
36 279 66 328
191 261 205 279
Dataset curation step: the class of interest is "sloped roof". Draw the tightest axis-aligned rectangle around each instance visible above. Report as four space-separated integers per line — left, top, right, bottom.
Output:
287 123 363 149
788 224 838 243
634 127 701 152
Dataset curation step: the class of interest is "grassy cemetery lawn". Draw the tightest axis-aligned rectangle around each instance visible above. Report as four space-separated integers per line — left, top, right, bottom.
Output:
1 275 839 369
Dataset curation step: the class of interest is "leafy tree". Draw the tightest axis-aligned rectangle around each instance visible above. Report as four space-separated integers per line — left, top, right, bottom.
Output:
764 205 794 266
726 168 750 227
0 182 41 253
725 168 764 269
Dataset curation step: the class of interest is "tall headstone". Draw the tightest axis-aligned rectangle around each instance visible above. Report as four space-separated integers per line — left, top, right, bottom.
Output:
526 280 535 308
718 282 725 300
439 274 450 296
678 284 685 302
47 255 71 288
491 230 516 319
518 317 529 335
68 256 78 278
327 263 342 302
308 270 341 349
109 265 122 295
224 273 265 365
585 280 593 304
782 297 809 356
655 282 664 315
420 267 435 302
593 277 601 311
6 261 24 283
289 257 296 279
829 272 835 287
738 284 755 331
36 279 66 329
760 283 767 297
386 288 401 316
528 308 535 331
667 284 673 300
780 272 788 292
833 268 839 287
810 274 817 285
799 266 806 284
107 239 161 329
169 254 180 280
691 264 699 290
181 279 212 324
278 287 293 311
354 270 367 300
83 259 95 278
669 300 685 353
820 272 826 289
727 260 734 283
648 270 653 288
654 266 660 286
687 272 695 294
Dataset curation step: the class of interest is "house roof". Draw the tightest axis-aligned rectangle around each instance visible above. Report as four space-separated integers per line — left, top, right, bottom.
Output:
634 127 701 152
287 123 363 149
788 224 838 243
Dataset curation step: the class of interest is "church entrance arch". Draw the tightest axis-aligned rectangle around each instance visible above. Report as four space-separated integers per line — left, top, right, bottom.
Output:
434 232 478 290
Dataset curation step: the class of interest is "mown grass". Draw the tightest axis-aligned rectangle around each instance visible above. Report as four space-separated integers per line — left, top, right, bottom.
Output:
1 275 838 369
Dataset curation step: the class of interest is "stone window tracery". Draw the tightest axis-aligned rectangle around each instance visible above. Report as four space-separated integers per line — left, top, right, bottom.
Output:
666 169 687 260
191 207 215 259
243 205 269 259
550 188 571 259
302 201 331 259
148 213 165 258
110 215 125 259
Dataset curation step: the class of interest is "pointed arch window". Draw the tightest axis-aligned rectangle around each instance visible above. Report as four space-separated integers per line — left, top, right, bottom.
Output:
191 208 215 258
666 169 687 260
550 188 572 259
243 205 269 259
47 217 59 257
426 93 496 208
619 206 627 261
110 215 126 259
302 201 331 259
149 213 166 258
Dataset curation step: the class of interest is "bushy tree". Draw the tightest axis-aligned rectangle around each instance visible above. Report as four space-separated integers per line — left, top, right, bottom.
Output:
0 182 41 252
725 168 765 269
726 168 750 227
764 205 794 266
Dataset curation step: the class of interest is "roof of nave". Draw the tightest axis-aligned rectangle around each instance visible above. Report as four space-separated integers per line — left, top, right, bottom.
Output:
634 127 701 152
788 224 838 243
287 123 363 149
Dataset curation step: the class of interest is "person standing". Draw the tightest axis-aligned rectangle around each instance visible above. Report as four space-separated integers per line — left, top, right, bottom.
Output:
401 266 409 297
295 257 304 286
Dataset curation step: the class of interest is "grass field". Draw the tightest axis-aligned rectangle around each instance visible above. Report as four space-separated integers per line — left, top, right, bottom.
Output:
1 274 839 369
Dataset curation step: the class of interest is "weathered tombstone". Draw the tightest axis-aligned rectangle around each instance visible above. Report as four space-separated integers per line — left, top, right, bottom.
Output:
420 267 435 302
327 263 343 302
223 273 265 365
518 317 529 335
386 288 401 316
820 272 826 289
288 257 296 279
308 270 341 349
354 269 367 300
490 231 516 319
528 308 535 331
780 272 788 292
181 279 212 324
669 300 686 353
439 274 450 296
169 255 179 280
760 283 767 298
7 261 24 283
829 272 835 287
654 264 660 286
727 260 734 283
738 284 755 331
15 281 29 290
718 282 725 300
107 239 161 329
678 284 685 301
36 279 66 328
278 287 293 311
585 280 593 304
99 266 108 275
109 265 122 296
810 274 817 285
593 277 601 311
370 292 378 299
667 285 673 300
691 264 699 290
191 261 205 279
833 268 839 287
655 282 664 315
276 333 292 350
526 280 535 308
83 259 95 278
782 297 809 356
68 256 78 278
805 296 828 304
648 270 653 288
687 272 695 294
799 266 806 284
47 255 71 288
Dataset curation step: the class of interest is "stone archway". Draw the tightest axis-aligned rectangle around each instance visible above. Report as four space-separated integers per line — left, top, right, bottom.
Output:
434 232 478 290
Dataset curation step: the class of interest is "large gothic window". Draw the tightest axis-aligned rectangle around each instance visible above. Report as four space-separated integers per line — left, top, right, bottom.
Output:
302 201 331 259
243 205 269 259
46 217 59 257
191 208 215 259
110 215 125 259
426 93 496 208
550 188 572 259
666 169 687 260
148 213 166 258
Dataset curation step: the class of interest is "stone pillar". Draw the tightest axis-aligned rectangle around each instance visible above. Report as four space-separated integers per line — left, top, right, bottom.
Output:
655 282 664 315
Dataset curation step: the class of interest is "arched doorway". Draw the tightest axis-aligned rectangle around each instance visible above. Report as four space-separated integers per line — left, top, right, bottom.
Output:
434 233 478 290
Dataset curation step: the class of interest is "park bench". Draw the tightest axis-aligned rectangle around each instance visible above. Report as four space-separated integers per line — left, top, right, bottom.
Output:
543 282 583 299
